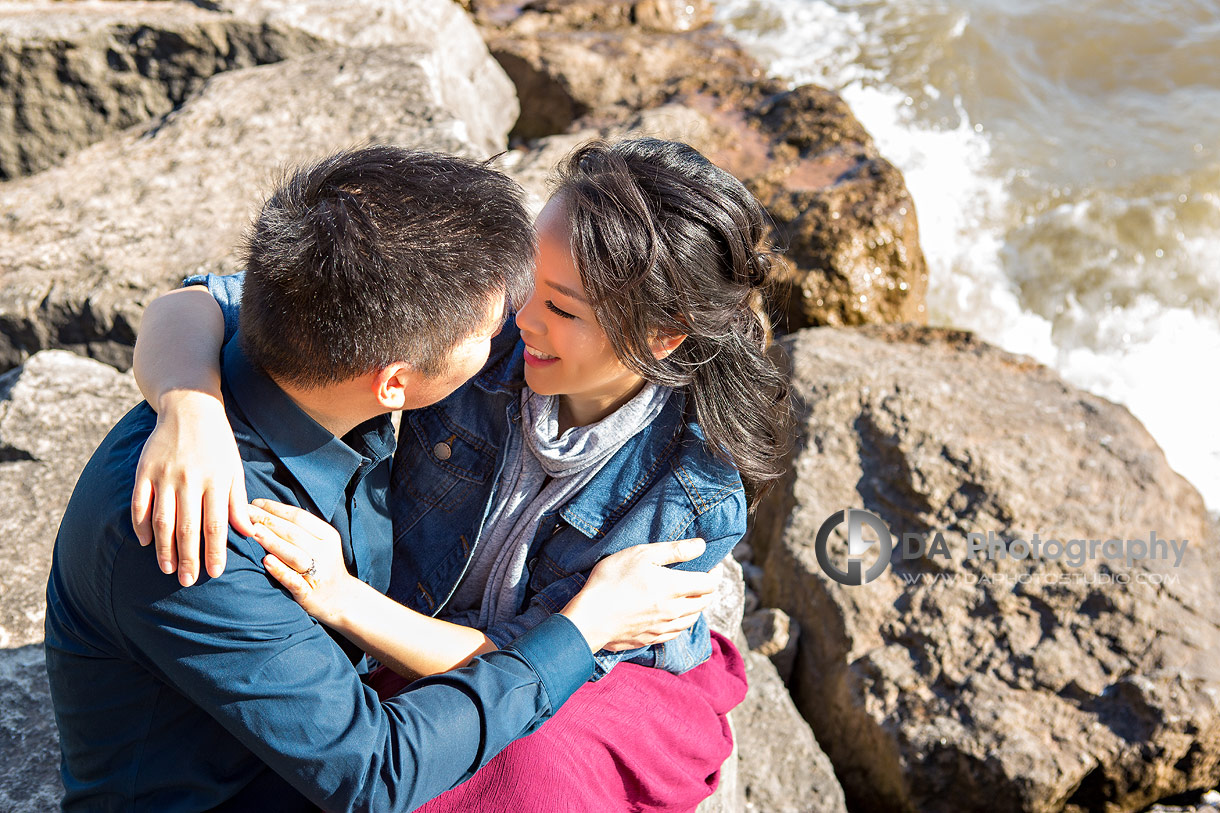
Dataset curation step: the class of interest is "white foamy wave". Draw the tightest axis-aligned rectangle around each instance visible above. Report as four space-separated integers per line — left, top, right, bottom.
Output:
714 0 1220 509
1055 298 1220 510
714 0 876 88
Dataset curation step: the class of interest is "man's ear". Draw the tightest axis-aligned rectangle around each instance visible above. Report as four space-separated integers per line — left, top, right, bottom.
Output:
372 362 414 411
650 332 687 360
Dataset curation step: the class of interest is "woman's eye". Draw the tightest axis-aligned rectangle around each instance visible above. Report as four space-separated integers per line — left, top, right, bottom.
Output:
545 300 577 320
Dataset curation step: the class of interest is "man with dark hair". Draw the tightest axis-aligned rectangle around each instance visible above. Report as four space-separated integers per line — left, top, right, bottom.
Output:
239 147 534 386
44 147 711 811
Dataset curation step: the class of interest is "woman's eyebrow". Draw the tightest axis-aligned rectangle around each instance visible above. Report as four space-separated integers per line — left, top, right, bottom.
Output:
544 280 589 303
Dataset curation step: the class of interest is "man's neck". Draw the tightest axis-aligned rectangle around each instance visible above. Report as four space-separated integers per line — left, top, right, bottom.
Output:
276 378 382 439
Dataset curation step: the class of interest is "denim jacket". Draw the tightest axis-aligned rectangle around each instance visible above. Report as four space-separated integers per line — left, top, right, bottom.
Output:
195 272 747 678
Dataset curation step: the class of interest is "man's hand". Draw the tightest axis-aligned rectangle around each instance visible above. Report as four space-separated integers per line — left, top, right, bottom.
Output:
131 390 254 586
560 540 716 654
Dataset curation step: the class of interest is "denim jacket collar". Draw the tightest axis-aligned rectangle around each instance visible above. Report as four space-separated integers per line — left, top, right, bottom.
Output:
556 392 688 539
222 335 396 522
472 334 526 397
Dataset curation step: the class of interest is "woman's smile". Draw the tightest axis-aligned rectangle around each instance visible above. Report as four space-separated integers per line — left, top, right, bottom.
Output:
523 344 559 366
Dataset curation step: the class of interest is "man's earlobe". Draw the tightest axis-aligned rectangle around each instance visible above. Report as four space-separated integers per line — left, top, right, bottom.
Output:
651 332 687 361
374 362 413 411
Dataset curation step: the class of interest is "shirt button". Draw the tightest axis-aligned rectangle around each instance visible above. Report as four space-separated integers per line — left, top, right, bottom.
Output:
433 442 452 461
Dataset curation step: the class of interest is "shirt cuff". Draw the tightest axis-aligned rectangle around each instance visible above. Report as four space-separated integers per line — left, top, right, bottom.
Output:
504 614 593 712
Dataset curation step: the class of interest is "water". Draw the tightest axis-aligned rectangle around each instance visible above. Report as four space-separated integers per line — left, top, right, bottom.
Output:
714 0 1220 511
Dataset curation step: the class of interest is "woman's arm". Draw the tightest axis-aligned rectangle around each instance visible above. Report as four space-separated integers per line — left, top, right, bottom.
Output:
483 488 748 678
131 286 254 586
248 500 714 680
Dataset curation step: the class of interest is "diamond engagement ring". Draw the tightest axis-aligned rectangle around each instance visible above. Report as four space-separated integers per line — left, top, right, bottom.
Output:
303 558 318 581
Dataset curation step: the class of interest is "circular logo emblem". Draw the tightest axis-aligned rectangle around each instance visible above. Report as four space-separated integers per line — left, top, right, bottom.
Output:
814 509 894 586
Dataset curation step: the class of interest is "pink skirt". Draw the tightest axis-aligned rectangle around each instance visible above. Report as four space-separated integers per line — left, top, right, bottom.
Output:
370 632 748 813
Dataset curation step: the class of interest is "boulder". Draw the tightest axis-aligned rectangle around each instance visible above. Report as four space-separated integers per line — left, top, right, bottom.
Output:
735 650 847 813
675 85 928 331
0 351 143 650
0 351 143 809
484 28 759 140
752 325 1220 812
496 0 716 34
0 0 505 180
0 645 61 812
742 606 799 685
0 27 517 372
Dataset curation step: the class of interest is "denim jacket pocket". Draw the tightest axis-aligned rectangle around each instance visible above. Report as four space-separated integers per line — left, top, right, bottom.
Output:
394 408 496 522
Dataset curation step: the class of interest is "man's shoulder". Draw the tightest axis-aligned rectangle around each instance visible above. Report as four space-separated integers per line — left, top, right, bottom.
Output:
64 401 158 529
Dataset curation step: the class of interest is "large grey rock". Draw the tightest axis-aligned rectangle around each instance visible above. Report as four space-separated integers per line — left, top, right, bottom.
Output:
698 556 748 813
0 351 142 810
0 0 506 180
753 325 1220 813
736 650 847 813
0 645 60 812
699 555 848 813
0 351 143 650
0 16 517 372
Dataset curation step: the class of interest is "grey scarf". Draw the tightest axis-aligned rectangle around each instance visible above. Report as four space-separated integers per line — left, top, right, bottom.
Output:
445 382 671 631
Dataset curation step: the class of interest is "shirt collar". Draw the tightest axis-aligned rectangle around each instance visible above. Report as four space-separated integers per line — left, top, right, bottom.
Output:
222 336 396 521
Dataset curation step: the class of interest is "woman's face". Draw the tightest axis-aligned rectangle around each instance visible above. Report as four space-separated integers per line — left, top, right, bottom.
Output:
514 196 645 425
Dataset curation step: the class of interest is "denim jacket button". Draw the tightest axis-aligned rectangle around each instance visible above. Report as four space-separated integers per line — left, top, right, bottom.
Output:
433 442 452 461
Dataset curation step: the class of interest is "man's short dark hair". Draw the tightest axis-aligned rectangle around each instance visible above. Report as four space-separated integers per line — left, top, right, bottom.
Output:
239 145 534 385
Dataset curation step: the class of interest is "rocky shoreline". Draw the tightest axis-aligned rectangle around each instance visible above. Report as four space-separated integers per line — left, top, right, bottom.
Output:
1 1 1216 810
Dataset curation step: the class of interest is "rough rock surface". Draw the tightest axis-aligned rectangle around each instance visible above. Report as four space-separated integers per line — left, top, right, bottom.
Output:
0 15 517 372
0 0 507 181
484 28 759 140
0 351 143 810
0 644 60 812
0 351 143 650
752 325 1220 813
735 650 847 813
698 556 747 813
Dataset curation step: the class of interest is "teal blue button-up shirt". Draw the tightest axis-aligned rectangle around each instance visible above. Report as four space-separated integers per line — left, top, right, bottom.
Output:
44 337 593 812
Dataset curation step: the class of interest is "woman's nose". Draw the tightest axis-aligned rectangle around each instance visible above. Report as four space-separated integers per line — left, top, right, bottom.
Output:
515 291 544 334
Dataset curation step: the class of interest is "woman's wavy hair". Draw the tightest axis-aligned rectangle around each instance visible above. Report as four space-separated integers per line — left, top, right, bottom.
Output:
552 138 792 505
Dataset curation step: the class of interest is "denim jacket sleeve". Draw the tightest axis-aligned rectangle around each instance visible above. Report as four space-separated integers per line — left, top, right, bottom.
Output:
483 486 747 681
183 271 245 345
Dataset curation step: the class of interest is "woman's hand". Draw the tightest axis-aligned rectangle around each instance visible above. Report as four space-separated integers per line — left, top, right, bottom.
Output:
560 540 717 654
131 390 255 586
247 499 364 627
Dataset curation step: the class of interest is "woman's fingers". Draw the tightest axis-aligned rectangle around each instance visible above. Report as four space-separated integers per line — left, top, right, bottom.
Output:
251 499 337 541
248 504 316 547
263 554 311 602
602 611 703 651
174 485 203 587
152 486 178 576
201 486 229 579
228 474 257 540
249 520 314 575
131 475 154 548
